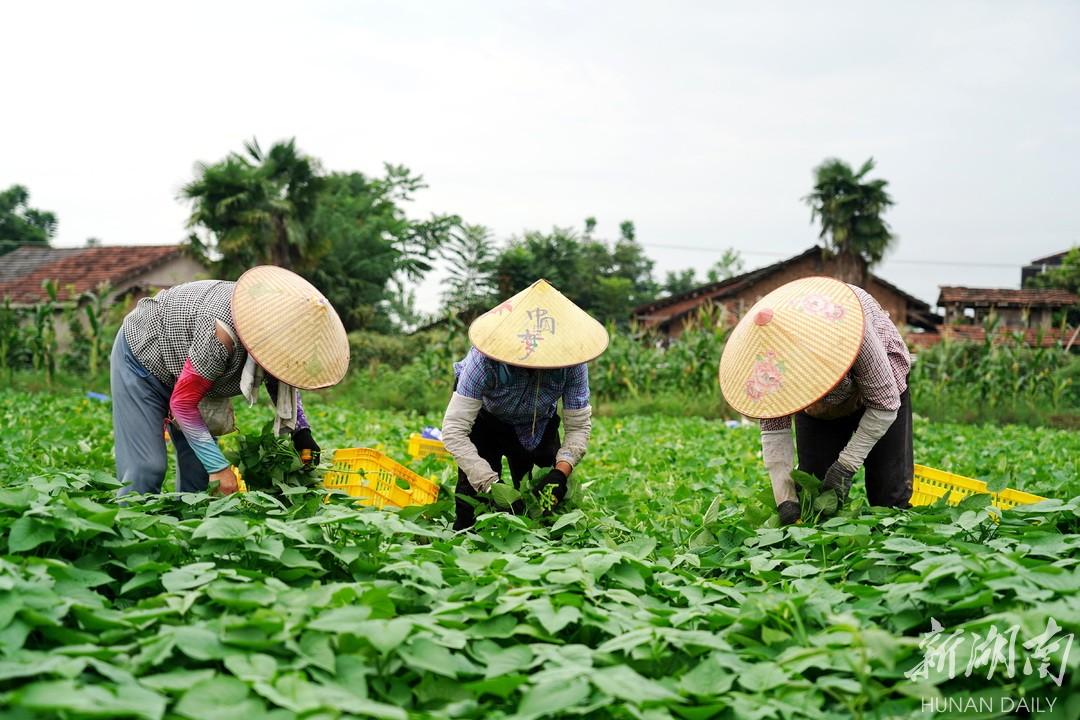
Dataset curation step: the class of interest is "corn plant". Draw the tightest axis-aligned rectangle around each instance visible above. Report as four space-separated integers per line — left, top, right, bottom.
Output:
29 279 59 385
82 282 112 375
0 297 22 380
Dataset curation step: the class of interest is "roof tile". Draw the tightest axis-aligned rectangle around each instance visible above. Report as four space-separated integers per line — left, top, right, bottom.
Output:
938 286 1078 307
0 245 184 304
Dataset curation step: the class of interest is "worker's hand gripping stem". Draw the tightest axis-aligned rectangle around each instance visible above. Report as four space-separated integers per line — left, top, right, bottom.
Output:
822 461 855 508
292 428 321 468
210 466 239 494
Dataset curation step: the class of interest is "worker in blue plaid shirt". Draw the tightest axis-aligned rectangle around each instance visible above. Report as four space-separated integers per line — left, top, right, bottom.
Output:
441 280 609 530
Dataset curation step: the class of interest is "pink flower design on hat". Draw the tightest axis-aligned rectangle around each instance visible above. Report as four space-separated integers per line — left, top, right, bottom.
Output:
745 351 784 400
793 293 845 322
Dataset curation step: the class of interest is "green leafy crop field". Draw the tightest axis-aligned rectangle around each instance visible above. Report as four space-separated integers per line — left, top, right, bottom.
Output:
0 390 1077 719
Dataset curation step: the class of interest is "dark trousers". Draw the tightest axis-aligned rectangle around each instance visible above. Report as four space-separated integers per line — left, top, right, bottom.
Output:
795 388 914 507
454 410 561 530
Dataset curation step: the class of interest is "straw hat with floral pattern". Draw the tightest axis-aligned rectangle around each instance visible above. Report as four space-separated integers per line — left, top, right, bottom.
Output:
719 276 865 419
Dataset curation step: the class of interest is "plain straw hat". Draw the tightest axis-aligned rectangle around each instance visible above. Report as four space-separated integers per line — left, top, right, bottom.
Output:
232 266 350 390
469 279 609 368
719 276 864 419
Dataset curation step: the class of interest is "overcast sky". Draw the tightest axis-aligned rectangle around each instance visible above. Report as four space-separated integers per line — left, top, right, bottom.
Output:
3 1 1078 312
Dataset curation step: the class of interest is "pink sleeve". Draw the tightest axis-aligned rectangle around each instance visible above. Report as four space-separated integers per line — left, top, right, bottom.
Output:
169 359 230 473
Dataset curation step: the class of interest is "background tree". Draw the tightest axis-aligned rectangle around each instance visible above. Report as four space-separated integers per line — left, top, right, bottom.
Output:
183 139 458 331
492 220 659 324
803 157 895 285
660 248 744 297
1027 246 1080 327
705 248 745 283
308 168 459 331
582 216 597 240
0 185 57 256
663 268 699 297
182 138 325 276
440 224 499 314
1026 246 1080 295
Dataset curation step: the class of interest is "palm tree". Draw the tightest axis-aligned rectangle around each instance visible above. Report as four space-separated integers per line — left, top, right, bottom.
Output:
803 157 895 285
182 138 324 276
440 224 498 314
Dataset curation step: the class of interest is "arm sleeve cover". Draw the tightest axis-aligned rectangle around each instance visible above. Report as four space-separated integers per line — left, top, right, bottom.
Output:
761 428 797 505
441 392 499 493
170 359 230 473
556 405 592 467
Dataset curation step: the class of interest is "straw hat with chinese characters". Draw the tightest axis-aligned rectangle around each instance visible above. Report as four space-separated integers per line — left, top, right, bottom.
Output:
469 279 609 368
232 266 350 390
719 277 865 419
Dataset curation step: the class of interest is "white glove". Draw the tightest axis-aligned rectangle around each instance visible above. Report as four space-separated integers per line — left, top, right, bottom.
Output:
556 405 592 468
761 429 797 505
441 392 498 493
837 406 898 471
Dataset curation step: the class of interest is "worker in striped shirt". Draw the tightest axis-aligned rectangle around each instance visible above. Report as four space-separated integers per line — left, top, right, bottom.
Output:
110 266 349 496
441 280 609 530
719 277 913 525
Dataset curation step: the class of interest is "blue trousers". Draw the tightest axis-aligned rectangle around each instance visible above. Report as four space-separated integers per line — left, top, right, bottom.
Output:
110 330 210 495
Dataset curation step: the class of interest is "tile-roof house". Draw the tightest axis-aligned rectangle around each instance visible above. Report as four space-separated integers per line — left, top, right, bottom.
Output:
937 286 1078 329
0 244 207 307
631 246 938 339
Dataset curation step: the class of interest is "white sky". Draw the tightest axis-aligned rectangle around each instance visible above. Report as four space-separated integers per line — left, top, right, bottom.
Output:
2 1 1078 313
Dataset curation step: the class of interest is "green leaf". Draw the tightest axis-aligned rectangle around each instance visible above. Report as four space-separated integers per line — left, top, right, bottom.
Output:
192 517 250 540
590 665 680 703
357 618 414 654
8 516 55 553
518 677 591 718
224 653 278 682
781 563 821 578
161 563 218 593
170 625 228 661
140 669 217 692
490 483 522 508
15 680 167 720
679 656 735 697
813 491 838 514
176 677 263 719
551 508 585 532
464 673 528 699
473 641 534 679
306 605 373 634
882 537 930 553
529 599 581 635
398 637 462 678
737 662 787 692
207 580 277 609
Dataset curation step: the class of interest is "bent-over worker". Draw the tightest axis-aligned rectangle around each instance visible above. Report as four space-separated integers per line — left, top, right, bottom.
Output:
111 265 349 496
718 276 913 525
441 279 609 530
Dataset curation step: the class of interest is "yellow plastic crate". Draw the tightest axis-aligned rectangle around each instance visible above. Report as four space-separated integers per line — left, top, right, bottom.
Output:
407 433 451 460
911 464 1047 511
323 448 440 509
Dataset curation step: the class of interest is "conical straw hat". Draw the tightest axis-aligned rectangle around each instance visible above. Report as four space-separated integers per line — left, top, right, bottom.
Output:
719 276 864 419
469 279 609 368
232 266 350 390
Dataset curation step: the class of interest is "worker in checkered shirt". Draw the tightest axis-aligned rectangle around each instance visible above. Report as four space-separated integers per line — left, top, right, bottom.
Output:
719 277 913 526
110 267 348 496
441 280 609 530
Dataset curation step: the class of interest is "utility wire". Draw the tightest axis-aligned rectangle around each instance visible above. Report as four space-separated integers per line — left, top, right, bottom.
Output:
636 242 1026 269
